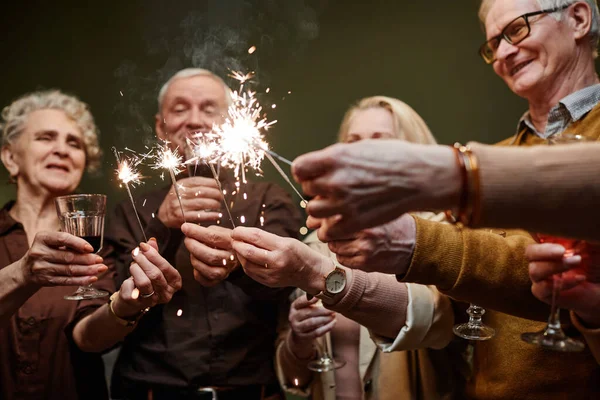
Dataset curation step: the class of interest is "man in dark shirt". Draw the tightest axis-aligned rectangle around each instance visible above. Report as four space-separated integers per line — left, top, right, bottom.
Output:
107 68 301 400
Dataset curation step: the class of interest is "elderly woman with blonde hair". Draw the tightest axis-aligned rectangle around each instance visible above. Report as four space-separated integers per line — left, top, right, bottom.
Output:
230 96 465 400
0 90 181 400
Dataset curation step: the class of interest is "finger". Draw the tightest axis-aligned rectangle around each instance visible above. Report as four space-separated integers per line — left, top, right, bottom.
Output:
147 237 159 251
47 275 99 286
184 237 234 266
190 256 231 282
39 248 104 266
292 146 338 182
318 216 361 242
292 294 319 309
119 277 138 301
294 315 336 334
43 262 108 277
230 226 282 251
296 306 336 321
185 211 222 224
138 242 181 285
525 243 567 262
529 259 580 282
133 246 170 292
231 240 270 266
193 269 222 287
183 176 221 190
295 318 337 339
183 197 223 211
181 224 233 250
37 231 95 253
306 215 322 230
559 274 587 291
129 262 154 296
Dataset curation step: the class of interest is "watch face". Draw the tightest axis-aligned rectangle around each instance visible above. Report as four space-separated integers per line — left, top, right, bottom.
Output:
326 270 346 294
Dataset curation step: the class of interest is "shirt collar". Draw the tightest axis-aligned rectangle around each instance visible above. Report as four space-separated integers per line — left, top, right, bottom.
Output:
0 201 19 236
516 83 600 136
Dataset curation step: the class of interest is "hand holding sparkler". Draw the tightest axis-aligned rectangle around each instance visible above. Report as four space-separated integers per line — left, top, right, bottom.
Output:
115 238 183 315
156 176 223 229
181 223 239 287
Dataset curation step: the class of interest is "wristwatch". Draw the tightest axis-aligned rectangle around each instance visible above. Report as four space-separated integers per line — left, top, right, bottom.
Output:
108 291 149 327
314 265 347 302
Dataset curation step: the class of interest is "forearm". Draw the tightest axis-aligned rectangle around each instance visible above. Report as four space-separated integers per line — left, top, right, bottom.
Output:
403 217 550 321
0 261 39 326
276 331 317 388
72 301 138 353
470 142 600 241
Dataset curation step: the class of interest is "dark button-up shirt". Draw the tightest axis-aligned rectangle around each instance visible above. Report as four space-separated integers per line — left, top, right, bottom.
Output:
0 201 114 400
106 176 302 393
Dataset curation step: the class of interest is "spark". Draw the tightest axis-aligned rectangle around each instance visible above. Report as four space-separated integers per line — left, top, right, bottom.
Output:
152 143 186 222
212 72 274 179
266 88 270 93
248 45 256 54
177 309 183 317
112 147 147 242
240 215 246 224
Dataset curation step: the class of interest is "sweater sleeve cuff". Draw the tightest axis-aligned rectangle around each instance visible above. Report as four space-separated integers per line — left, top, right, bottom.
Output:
398 217 464 291
370 283 437 352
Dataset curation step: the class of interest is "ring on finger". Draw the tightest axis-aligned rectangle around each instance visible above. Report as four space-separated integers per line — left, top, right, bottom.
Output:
140 290 155 298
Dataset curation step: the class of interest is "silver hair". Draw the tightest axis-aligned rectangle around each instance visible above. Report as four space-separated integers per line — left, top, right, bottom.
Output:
479 0 600 57
0 90 101 172
157 68 233 112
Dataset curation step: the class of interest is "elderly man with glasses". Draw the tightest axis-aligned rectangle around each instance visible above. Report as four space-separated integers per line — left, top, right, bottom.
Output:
291 1 600 399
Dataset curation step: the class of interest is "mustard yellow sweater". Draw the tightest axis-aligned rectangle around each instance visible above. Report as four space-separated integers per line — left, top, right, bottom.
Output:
403 104 600 399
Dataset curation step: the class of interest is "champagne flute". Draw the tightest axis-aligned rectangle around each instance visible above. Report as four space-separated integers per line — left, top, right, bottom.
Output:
305 294 346 372
55 194 109 300
453 229 506 340
520 133 588 351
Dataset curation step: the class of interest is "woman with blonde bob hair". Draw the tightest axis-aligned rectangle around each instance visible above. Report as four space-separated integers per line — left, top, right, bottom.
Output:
230 96 464 400
337 96 437 145
0 90 181 400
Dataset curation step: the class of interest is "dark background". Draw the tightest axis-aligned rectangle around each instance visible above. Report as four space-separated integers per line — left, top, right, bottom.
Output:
0 0 541 208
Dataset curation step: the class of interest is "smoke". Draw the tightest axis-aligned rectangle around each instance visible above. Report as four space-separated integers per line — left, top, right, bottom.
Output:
112 0 322 148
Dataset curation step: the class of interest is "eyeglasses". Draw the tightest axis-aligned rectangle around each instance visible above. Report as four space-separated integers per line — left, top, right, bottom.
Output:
479 4 571 64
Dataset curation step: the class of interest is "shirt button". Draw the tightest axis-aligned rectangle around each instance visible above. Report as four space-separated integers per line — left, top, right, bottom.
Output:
364 379 373 393
26 317 36 326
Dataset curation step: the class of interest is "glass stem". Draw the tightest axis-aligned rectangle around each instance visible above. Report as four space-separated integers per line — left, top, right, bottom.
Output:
547 274 564 332
467 304 485 327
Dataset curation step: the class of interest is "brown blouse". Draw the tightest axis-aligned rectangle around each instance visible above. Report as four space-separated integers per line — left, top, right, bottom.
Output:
0 201 115 400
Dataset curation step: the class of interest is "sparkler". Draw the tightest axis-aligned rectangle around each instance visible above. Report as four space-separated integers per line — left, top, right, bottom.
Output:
185 134 237 227
112 147 148 242
153 144 187 223
212 71 306 205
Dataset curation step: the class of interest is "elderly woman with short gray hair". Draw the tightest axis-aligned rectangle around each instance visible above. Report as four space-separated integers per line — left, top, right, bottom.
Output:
0 90 181 400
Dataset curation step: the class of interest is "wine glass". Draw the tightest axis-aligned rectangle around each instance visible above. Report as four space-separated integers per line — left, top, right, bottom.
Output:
520 133 588 351
520 235 586 352
305 294 346 372
55 194 109 300
453 229 506 340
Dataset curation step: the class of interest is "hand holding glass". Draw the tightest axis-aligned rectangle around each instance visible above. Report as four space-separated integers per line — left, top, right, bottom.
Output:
55 194 108 300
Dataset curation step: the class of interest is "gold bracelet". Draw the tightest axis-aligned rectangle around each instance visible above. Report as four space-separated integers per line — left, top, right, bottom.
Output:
108 291 148 327
445 143 481 228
